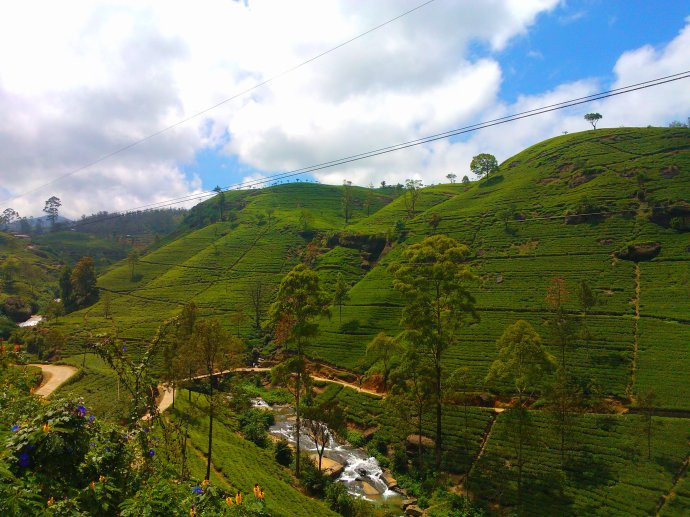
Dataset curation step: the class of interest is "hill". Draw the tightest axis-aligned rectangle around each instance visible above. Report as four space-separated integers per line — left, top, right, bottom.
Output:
36 126 690 515
54 127 689 409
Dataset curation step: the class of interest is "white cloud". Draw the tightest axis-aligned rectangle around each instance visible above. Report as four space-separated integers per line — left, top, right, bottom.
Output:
1 1 688 218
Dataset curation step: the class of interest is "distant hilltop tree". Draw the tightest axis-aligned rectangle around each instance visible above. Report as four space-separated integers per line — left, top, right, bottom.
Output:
43 196 61 228
584 112 602 129
445 173 457 183
470 153 499 179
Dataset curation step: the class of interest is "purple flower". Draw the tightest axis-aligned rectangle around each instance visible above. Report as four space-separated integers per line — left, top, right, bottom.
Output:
18 452 30 467
143 427 149 433
148 448 155 457
90 442 96 447
76 405 87 417
88 415 95 423
122 346 126 352
105 447 111 452
192 487 203 494
11 425 18 432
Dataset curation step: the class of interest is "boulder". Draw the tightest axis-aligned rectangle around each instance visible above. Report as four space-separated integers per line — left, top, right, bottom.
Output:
401 499 417 510
406 434 435 449
361 481 380 497
382 470 398 490
406 504 425 516
309 455 344 478
615 242 661 261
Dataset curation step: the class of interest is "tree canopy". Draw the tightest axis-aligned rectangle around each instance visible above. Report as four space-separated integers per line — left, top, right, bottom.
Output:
470 153 499 179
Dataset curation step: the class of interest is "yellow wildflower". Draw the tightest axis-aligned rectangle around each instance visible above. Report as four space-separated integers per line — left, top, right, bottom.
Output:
225 496 234 506
47 497 54 507
90 481 95 490
201 479 209 487
99 475 106 483
189 507 197 517
42 423 50 433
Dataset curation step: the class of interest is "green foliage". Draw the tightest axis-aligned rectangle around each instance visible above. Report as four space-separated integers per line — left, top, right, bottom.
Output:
239 409 274 448
470 153 499 179
274 439 293 467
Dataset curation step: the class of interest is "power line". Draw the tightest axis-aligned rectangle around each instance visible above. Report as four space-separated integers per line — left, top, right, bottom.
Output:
0 0 438 206
66 70 690 230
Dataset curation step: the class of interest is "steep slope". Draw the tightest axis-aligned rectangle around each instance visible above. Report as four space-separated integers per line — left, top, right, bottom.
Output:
55 127 690 411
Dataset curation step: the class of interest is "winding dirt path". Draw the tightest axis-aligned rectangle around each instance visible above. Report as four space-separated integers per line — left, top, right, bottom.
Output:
29 364 78 397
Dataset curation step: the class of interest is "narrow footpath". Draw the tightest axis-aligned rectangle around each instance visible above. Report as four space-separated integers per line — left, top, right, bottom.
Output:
29 364 78 397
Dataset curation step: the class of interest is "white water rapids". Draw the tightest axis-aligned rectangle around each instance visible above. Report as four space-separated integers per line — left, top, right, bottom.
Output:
252 398 400 502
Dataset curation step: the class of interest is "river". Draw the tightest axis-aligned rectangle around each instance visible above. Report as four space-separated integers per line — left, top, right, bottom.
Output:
253 398 402 504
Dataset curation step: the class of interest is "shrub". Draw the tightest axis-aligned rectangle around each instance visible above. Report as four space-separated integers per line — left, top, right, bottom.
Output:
298 453 328 496
2 296 31 323
339 319 360 333
0 315 17 339
240 409 274 448
325 481 355 516
274 439 293 467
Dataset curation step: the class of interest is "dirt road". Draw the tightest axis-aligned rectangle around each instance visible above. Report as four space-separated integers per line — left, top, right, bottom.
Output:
29 364 78 397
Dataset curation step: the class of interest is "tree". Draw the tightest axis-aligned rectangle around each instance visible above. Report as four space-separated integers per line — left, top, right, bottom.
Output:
389 346 435 470
43 196 61 228
265 207 275 229
389 235 478 469
71 257 98 308
186 319 243 480
19 262 43 297
546 367 581 468
403 179 422 218
497 203 516 230
428 213 442 231
101 290 112 319
470 153 499 179
364 332 402 391
269 264 330 476
170 303 198 403
638 389 657 460
229 305 248 337
127 249 140 281
45 299 65 321
446 173 457 184
213 186 225 221
576 279 597 314
302 400 345 472
341 180 354 223
584 112 602 129
59 266 75 312
248 277 269 330
298 209 314 233
546 276 576 373
461 175 470 185
1 208 19 230
486 320 555 511
332 273 350 324
1 257 20 291
363 187 374 216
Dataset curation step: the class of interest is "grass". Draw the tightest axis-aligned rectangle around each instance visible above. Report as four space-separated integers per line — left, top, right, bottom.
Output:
170 394 338 517
470 411 690 516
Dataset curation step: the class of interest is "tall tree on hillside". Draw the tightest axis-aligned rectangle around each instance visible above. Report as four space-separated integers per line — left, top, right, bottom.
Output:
470 153 499 179
71 256 98 308
486 320 555 512
365 332 402 391
229 305 248 337
403 179 422 218
302 400 345 472
332 273 350 324
341 180 354 223
428 213 442 231
584 112 602 129
546 367 582 469
43 196 61 228
171 302 198 402
186 319 243 481
269 264 330 477
389 235 478 469
213 186 226 221
1 208 19 230
576 279 597 315
248 276 269 330
446 173 457 184
363 186 374 216
638 388 657 460
546 276 575 371
389 346 435 470
59 265 75 311
461 175 470 185
128 249 140 281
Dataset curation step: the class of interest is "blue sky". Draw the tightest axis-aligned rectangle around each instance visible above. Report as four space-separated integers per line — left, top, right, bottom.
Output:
185 1 690 193
2 1 689 217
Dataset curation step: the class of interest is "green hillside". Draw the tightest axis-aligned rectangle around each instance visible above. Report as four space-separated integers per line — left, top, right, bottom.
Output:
55 127 690 410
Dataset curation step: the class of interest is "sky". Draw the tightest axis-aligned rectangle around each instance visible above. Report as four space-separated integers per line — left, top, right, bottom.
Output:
1 0 689 219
